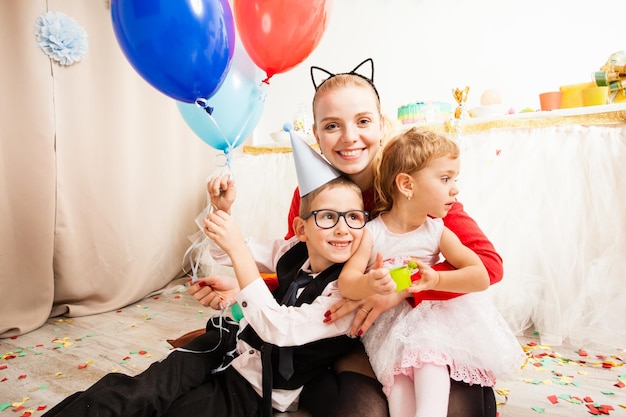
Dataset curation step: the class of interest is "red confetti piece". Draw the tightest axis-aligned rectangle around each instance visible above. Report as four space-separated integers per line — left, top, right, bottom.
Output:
37 405 47 411
584 396 594 403
122 356 131 361
1 377 8 382
116 310 122 313
78 364 88 369
615 381 625 388
0 364 7 370
577 349 589 357
602 362 613 369
547 395 559 404
18 374 27 379
21 412 32 417
12 405 24 412
153 296 160 300
10 336 18 340
138 350 147 355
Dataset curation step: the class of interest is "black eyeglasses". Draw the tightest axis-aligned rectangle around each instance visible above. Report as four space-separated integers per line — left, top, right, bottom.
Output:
302 209 369 230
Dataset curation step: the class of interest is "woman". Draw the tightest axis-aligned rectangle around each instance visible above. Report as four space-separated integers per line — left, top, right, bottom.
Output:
196 59 503 417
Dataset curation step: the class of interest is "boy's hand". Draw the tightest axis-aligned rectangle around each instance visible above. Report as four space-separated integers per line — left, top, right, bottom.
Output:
203 210 246 257
366 253 396 295
189 275 240 310
407 261 440 293
207 174 235 213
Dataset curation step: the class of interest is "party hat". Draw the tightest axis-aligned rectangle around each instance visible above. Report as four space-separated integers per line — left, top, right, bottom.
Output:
288 127 342 196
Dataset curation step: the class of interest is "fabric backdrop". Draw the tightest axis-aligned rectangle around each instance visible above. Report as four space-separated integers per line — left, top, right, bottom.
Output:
0 1 221 337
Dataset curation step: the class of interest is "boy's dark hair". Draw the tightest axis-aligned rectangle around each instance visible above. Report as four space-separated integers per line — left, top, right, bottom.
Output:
299 176 362 217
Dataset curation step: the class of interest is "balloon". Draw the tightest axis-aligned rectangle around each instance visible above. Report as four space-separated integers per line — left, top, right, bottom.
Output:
111 0 235 103
177 40 266 152
233 0 333 82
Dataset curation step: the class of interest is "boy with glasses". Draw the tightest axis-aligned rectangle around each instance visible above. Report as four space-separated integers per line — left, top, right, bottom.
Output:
44 131 368 417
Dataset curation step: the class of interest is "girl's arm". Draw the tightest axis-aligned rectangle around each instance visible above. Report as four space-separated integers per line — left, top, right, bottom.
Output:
338 230 396 299
411 226 489 294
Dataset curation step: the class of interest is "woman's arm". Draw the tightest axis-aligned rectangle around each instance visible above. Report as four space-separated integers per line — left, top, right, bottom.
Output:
441 201 503 285
284 187 301 240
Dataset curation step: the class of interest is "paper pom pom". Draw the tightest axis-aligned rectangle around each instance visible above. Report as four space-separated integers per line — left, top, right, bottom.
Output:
34 11 88 66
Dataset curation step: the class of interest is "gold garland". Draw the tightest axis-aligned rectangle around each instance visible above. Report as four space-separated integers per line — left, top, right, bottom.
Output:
244 109 626 154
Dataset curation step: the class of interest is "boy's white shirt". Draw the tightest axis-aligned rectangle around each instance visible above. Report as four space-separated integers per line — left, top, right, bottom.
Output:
210 237 356 411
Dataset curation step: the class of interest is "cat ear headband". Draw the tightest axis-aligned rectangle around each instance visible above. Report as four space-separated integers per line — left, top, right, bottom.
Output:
310 58 379 100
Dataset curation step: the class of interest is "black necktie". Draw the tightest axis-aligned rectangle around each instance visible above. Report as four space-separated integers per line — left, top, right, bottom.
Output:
281 269 315 306
278 269 314 380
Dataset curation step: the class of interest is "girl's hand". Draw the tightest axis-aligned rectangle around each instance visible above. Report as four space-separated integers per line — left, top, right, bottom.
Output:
366 253 396 295
207 174 235 213
188 275 240 310
407 261 440 293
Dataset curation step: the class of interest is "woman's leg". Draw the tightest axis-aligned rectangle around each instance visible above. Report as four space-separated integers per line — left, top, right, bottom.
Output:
300 343 389 417
447 379 496 417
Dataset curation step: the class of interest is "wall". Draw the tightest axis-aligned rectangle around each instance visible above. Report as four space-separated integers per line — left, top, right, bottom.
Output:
253 0 624 144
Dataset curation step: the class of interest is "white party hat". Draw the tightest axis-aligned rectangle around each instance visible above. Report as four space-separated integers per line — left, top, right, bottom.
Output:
288 127 342 196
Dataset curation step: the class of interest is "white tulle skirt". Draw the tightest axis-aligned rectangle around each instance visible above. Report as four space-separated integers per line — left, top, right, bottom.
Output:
361 293 527 396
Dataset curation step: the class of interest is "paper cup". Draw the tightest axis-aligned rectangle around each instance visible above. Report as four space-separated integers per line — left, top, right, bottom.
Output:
581 86 609 106
389 265 412 291
539 91 562 111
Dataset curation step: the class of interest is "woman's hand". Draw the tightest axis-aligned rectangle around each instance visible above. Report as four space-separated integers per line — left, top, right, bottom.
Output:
324 292 407 337
188 275 240 310
207 174 235 213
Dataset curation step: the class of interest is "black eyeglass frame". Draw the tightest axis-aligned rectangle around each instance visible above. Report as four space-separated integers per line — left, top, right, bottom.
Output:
301 209 369 230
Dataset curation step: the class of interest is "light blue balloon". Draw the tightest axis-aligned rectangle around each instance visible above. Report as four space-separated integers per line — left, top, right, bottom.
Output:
177 40 266 152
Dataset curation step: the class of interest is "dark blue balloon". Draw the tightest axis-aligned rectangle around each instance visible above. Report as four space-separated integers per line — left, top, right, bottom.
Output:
111 0 235 103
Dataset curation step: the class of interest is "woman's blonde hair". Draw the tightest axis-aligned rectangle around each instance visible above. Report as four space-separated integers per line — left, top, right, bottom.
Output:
373 127 459 216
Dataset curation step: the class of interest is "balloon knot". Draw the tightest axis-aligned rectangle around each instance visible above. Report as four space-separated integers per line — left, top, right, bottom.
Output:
262 77 271 85
204 106 214 115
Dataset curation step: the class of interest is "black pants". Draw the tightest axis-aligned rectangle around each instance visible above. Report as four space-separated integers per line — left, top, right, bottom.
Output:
43 318 262 417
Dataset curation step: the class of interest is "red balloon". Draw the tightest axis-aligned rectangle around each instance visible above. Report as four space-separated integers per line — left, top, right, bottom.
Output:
234 0 333 82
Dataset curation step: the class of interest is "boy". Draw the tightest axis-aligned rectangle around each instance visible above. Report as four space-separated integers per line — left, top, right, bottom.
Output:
44 132 367 417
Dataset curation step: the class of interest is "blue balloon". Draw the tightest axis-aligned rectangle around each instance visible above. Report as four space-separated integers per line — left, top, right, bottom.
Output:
177 41 266 152
111 0 235 103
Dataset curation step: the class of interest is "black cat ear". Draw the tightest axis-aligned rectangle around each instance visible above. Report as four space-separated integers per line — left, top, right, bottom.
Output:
310 66 335 90
350 58 374 83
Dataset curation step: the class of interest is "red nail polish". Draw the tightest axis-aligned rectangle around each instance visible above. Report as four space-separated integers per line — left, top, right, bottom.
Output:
198 281 207 288
323 317 331 323
357 329 363 337
324 310 331 317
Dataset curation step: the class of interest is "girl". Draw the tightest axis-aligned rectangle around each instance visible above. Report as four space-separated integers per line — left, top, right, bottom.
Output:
338 128 527 417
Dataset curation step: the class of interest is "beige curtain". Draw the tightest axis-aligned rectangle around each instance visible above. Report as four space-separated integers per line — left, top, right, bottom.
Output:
0 1 220 337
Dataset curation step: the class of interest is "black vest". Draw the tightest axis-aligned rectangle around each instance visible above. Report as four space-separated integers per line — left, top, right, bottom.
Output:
239 241 358 390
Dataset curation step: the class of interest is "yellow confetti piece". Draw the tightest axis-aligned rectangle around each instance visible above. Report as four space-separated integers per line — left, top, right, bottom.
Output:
55 372 62 377
12 397 29 407
578 370 587 375
495 388 510 396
